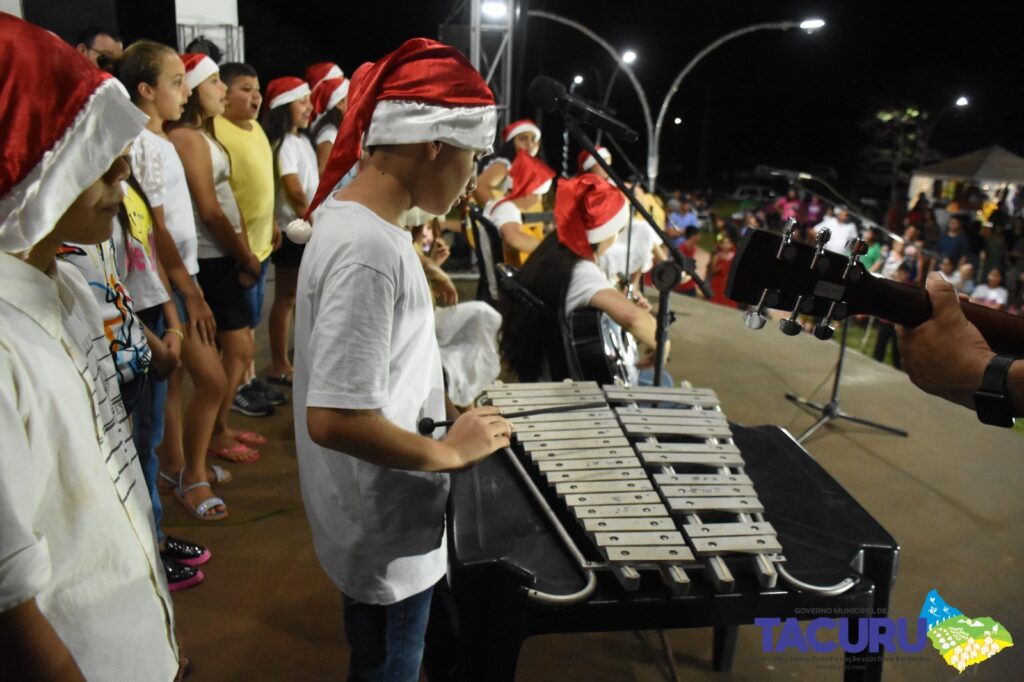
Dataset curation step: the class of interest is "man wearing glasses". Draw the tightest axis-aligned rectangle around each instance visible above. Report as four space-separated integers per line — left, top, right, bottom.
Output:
74 26 123 71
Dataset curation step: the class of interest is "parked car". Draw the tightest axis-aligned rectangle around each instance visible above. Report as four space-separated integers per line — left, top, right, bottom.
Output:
730 184 778 203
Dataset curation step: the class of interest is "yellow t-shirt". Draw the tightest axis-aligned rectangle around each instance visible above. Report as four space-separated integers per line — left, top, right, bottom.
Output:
212 116 275 262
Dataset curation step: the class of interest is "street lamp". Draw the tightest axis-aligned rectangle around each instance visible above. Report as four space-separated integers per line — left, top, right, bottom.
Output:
673 117 682 125
573 74 584 85
622 49 637 64
924 95 971 153
956 95 969 107
649 17 826 189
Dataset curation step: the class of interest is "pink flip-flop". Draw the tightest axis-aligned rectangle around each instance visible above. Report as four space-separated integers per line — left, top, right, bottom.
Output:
235 431 267 447
208 443 260 464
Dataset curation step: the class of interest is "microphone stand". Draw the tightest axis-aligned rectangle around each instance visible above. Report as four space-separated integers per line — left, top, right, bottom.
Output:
561 115 711 387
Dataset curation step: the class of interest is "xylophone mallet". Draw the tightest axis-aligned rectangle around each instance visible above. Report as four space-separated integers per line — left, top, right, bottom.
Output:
417 401 608 435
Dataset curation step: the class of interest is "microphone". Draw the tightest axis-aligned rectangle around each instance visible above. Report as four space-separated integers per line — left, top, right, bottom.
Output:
528 76 639 143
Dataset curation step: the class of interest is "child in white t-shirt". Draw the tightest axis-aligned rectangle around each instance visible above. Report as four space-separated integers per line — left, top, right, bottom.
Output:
263 77 318 384
292 38 511 680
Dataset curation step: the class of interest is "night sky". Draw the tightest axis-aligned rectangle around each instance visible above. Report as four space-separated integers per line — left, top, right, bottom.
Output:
230 0 1023 194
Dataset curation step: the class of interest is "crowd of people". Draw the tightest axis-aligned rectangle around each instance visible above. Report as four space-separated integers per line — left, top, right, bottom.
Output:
1 14 1020 682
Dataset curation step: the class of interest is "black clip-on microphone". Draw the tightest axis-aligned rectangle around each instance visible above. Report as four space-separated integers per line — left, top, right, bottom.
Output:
528 75 713 386
417 401 609 435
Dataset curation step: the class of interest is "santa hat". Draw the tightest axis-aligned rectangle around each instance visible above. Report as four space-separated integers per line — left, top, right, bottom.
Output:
493 149 556 211
180 53 219 90
0 14 148 253
578 146 612 173
502 118 541 144
265 77 311 111
289 38 496 245
311 77 350 120
555 174 629 260
305 62 344 89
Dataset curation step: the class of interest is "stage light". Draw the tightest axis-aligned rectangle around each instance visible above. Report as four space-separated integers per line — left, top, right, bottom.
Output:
622 50 637 64
799 18 825 32
482 2 507 19
955 95 969 107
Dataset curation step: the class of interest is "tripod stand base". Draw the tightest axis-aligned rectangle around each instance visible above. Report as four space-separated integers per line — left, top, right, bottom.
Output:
785 392 909 443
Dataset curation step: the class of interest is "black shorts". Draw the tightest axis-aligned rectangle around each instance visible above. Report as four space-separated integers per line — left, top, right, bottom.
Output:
196 257 252 332
270 233 305 269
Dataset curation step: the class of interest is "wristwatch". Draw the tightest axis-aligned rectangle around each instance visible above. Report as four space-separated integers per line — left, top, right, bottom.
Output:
974 354 1019 428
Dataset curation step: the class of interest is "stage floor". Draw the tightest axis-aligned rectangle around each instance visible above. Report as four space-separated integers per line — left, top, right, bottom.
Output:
167 284 1023 681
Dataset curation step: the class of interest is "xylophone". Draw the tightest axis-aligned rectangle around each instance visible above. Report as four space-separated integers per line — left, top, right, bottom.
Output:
480 380 784 602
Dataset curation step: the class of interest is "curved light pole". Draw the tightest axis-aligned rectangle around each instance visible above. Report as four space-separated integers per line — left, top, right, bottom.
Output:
528 10 656 187
650 18 824 189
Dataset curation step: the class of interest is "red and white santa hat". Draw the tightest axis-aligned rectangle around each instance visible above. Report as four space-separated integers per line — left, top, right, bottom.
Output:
305 62 344 89
493 149 556 211
292 38 496 243
0 14 148 253
180 53 219 90
555 174 630 260
578 145 612 173
265 77 311 111
502 118 541 144
310 77 350 120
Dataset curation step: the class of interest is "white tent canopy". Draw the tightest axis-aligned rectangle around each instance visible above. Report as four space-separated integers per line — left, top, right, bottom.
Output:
909 145 1024 206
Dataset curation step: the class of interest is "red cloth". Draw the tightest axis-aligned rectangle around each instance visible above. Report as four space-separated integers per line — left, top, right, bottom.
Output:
492 149 555 211
709 248 737 308
554 174 626 260
306 38 495 220
0 15 108 198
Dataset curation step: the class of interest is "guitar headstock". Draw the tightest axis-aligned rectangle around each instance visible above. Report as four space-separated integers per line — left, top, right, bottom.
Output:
726 220 875 340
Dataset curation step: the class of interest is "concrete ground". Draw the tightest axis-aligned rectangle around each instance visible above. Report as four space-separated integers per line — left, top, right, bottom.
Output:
167 274 1023 681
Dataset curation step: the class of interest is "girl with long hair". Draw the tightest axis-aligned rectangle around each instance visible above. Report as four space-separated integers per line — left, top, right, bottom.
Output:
168 54 265 467
309 76 349 174
262 77 318 384
118 42 234 524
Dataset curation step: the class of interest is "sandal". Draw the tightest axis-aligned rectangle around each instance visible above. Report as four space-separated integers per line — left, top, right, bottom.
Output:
207 443 260 464
173 472 228 522
235 430 267 447
159 465 232 493
265 372 293 387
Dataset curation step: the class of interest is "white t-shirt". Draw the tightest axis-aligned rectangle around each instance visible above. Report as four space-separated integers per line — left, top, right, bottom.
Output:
483 198 522 228
599 218 659 282
971 284 1008 307
194 131 243 260
293 199 447 605
315 122 338 147
275 133 320 226
565 258 614 316
0 253 178 680
815 216 859 254
131 128 200 275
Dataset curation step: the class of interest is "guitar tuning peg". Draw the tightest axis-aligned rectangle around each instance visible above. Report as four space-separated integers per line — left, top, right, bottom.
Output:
813 319 836 340
845 237 867 258
745 288 772 330
744 309 767 330
779 316 803 336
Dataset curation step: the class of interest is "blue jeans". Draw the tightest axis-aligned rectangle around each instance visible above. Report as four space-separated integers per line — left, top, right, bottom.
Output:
132 307 169 543
342 585 434 682
241 258 270 329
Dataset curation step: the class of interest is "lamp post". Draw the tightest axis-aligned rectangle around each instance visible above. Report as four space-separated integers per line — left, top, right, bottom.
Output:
562 74 585 176
649 18 825 189
923 95 969 155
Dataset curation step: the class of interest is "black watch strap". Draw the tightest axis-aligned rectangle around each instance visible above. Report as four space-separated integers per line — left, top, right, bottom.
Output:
975 354 1018 427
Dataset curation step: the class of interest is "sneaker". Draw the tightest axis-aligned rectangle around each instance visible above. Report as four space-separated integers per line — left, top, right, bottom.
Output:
161 536 211 568
231 384 275 417
250 377 286 406
163 557 204 592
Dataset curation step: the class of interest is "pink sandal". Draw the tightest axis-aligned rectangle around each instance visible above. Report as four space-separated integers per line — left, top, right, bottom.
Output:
208 443 260 463
235 431 267 447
